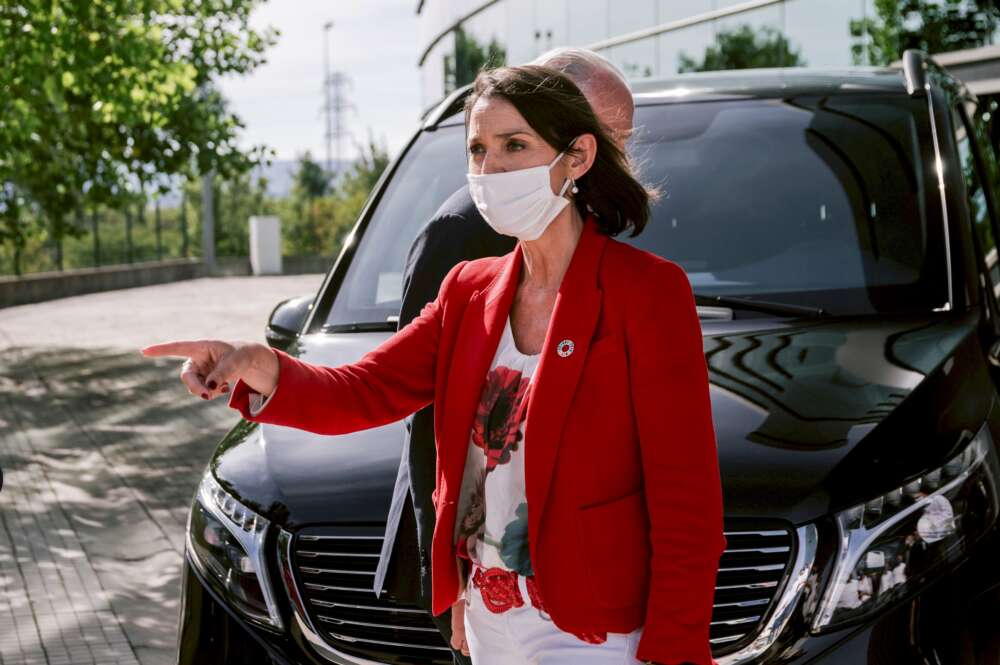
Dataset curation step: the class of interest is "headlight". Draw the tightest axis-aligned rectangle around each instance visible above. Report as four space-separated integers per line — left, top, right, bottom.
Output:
811 422 999 632
186 471 284 631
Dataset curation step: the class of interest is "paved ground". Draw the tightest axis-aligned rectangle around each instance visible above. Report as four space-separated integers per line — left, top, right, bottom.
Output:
0 275 325 665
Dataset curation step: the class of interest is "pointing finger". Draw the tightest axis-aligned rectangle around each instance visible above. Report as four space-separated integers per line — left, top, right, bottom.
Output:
141 340 209 358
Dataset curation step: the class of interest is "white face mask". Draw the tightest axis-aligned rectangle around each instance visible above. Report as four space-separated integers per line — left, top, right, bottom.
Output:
466 137 579 241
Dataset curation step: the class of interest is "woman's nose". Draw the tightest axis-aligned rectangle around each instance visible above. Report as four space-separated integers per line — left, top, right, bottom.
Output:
480 152 504 175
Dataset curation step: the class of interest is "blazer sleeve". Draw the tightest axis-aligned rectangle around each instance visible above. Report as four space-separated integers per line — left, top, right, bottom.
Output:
626 259 728 665
227 259 470 436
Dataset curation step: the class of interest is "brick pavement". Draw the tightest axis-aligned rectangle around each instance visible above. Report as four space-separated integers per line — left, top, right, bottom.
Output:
0 275 324 665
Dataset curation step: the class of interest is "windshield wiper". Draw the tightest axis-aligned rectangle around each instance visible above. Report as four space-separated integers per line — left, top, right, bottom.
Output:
694 293 828 318
321 321 399 333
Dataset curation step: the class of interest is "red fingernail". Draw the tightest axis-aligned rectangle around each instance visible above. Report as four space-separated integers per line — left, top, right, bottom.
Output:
207 380 217 390
201 393 208 399
221 385 230 393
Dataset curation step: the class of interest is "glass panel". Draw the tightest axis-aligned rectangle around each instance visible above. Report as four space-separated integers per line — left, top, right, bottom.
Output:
533 0 569 60
623 95 946 314
606 0 657 79
421 31 455 111
657 0 712 23
503 0 538 65
567 0 609 45
324 127 468 327
325 94 946 325
785 0 864 68
954 103 1000 302
659 21 714 76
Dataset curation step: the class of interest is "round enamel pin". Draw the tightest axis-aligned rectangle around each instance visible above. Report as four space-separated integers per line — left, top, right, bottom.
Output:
556 339 574 357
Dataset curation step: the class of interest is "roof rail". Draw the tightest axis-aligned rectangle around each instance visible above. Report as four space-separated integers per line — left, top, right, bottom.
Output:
901 49 927 97
421 84 474 130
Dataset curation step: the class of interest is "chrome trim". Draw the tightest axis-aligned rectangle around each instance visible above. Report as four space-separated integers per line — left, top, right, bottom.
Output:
279 529 390 665
925 72 955 312
324 630 452 652
309 599 426 614
717 524 819 665
300 567 375 576
299 534 384 541
712 615 762 627
723 546 790 554
717 563 786 572
587 0 784 53
416 0 502 66
298 551 381 558
724 529 788 537
194 474 284 631
713 598 770 609
316 615 440 632
712 634 745 645
305 582 376 593
715 580 779 591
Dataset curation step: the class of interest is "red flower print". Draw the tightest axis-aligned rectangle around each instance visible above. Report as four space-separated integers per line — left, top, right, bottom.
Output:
472 567 524 613
472 365 530 473
526 576 607 644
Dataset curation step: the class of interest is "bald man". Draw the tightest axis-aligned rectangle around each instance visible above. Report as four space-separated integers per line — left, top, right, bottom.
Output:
373 48 635 665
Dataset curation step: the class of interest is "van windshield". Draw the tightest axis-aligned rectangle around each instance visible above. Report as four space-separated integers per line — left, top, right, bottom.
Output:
322 93 947 328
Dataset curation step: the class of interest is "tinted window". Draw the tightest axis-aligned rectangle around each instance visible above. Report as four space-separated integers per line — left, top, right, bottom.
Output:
323 94 947 326
954 99 1000 304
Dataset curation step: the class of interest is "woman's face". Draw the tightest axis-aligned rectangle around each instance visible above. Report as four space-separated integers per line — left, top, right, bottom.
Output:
466 95 587 197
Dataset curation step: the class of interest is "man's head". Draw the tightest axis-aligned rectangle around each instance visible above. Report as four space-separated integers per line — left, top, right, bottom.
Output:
529 47 634 149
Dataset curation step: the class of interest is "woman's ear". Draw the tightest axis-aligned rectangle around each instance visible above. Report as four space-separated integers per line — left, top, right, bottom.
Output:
570 132 598 180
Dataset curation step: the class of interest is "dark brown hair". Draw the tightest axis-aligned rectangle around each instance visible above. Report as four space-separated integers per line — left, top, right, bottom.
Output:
463 64 658 237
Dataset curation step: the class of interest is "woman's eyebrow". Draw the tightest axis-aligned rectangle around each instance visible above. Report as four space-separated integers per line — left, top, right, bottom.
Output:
468 129 532 143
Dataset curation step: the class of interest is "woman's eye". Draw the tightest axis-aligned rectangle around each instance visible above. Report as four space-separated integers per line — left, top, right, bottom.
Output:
469 145 483 155
507 141 524 151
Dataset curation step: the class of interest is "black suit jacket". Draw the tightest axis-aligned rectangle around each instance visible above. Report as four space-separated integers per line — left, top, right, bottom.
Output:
374 185 515 662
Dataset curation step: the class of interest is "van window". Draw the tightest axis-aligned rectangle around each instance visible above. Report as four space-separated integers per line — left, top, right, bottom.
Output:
323 94 946 327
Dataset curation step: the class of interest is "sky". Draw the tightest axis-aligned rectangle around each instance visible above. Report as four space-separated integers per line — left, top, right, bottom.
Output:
216 0 424 166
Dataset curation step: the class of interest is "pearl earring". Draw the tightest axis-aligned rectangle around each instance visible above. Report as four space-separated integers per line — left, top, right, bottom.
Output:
571 179 579 194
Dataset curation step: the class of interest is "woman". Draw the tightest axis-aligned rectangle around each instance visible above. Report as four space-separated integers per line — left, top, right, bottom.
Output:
142 65 726 665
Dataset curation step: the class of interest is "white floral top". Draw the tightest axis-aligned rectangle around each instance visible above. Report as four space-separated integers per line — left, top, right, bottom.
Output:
454 315 541 596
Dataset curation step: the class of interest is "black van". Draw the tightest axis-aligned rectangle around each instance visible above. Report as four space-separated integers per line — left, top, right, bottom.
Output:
176 50 1000 665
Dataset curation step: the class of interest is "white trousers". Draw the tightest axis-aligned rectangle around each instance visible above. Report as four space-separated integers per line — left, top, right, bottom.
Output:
462 564 645 665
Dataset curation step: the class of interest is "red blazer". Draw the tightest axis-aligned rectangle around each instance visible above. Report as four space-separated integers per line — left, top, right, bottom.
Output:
229 214 727 665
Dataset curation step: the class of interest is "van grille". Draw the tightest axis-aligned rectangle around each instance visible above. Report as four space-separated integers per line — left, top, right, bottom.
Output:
291 523 794 663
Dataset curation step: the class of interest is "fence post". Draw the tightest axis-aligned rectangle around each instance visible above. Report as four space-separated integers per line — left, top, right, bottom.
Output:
91 209 100 267
181 191 189 258
201 172 215 273
155 198 162 260
125 207 133 263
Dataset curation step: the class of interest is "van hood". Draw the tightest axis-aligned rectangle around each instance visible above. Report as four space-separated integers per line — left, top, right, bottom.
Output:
212 310 988 528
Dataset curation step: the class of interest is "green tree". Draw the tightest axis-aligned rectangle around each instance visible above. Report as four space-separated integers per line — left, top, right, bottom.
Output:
287 152 329 256
0 1 278 270
444 27 506 93
678 24 806 72
850 0 1000 66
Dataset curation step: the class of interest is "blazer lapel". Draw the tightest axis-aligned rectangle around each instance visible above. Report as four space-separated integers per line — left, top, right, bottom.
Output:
522 217 608 552
437 216 610 558
438 244 524 503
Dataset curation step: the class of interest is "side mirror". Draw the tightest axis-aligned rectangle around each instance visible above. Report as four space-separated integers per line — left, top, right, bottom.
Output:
265 294 314 351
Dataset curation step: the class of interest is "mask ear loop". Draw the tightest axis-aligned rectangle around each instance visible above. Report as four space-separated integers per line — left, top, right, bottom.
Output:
553 136 582 197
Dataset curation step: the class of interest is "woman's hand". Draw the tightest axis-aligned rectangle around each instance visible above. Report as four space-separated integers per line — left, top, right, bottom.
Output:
450 596 470 657
140 339 279 400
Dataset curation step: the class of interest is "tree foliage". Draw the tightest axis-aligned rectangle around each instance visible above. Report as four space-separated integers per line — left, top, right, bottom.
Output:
0 0 278 256
850 0 1000 65
679 24 806 72
444 26 506 93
